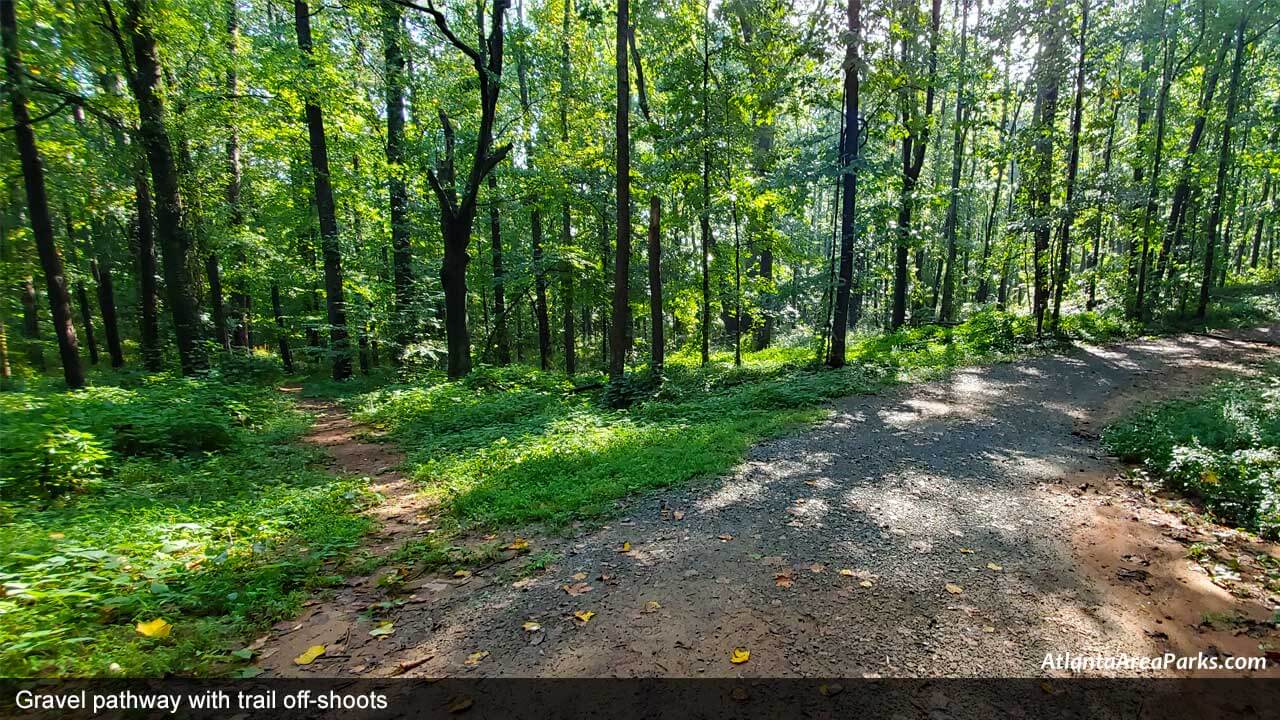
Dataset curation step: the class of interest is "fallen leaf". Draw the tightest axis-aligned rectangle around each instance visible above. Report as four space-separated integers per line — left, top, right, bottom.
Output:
859 580 874 588
959 548 975 554
718 534 734 542
507 538 530 551
618 542 632 553
573 610 595 623
294 645 326 665
522 622 542 632
809 563 826 573
730 647 750 664
572 572 588 581
982 625 996 633
643 600 662 613
136 618 171 638
839 568 855 577
673 511 685 521
446 696 473 714
463 651 489 667
454 569 472 579
774 572 793 589
945 583 964 594
562 582 593 596
986 562 1003 571
369 621 395 637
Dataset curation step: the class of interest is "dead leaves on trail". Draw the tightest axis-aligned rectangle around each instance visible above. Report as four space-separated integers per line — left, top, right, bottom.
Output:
464 651 489 667
562 582 593 597
774 571 794 589
730 647 750 664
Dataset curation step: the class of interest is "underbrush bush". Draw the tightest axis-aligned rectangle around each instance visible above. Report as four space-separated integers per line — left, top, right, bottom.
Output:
1104 372 1280 537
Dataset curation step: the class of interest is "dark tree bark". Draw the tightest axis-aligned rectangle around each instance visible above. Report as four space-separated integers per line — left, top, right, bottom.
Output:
2 0 82 387
19 277 43 369
293 0 351 380
1030 0 1064 336
532 206 551 370
206 254 230 352
64 212 99 366
384 1 414 361
559 0 575 376
114 0 205 375
1087 88 1119 310
938 0 971 323
133 167 161 370
1050 0 1089 330
226 0 250 350
91 259 124 367
610 0 631 379
489 175 510 365
699 5 712 366
828 0 860 368
891 0 941 329
648 196 663 372
1132 7 1175 319
1197 14 1247 319
418 0 511 379
270 283 294 373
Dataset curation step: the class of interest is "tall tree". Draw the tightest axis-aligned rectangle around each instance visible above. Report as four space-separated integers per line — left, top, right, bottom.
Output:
383 1 414 361
610 0 631 379
828 0 860 368
648 196 663 372
1050 0 1089 330
937 0 972 323
2 0 82 388
293 0 351 380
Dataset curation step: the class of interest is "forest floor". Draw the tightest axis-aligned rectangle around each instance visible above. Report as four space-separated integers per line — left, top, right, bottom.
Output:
258 326 1280 678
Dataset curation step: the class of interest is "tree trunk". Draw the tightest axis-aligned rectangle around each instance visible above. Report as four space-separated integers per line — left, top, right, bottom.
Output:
294 0 351 380
271 283 294 373
938 0 971 323
489 175 510 365
133 162 161 370
1197 14 1247 319
20 277 43 369
92 259 124 367
648 196 663 372
532 207 551 370
610 0 631 379
1050 0 1089 330
75 281 98 366
384 1 414 361
2 0 82 388
206 254 230 352
828 0 860 368
1030 0 1064 336
122 0 204 375
226 0 249 350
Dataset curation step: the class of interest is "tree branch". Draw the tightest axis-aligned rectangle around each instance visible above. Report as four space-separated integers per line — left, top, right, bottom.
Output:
382 0 483 67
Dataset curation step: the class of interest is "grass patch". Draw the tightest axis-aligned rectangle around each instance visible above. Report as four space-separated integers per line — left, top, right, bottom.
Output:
1103 366 1280 537
0 375 373 677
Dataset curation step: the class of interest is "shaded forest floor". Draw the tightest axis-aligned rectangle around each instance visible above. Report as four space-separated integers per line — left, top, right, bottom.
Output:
258 325 1280 678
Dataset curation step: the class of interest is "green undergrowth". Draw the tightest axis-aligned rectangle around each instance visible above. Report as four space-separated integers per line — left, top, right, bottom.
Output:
350 308 1140 530
1104 366 1280 538
0 372 374 677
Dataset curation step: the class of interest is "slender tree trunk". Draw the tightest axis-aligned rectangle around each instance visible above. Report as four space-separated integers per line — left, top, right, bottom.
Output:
294 0 350 380
648 196 663 372
271 283 294 373
0 312 9 388
559 0 575 375
610 0 631 379
1050 0 1089 330
1197 15 1247 319
207 254 230 352
532 207 551 370
489 174 510 364
92 259 124 367
226 0 250 350
1031 0 1064 336
384 1 413 361
133 158 161 371
122 0 204 375
20 277 43 369
2 0 82 387
828 0 860 367
1087 90 1119 310
699 5 712 365
1251 173 1272 268
938 0 972 323
64 212 99 366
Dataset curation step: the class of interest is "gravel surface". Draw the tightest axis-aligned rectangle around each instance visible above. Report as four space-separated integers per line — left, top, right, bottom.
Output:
262 329 1280 679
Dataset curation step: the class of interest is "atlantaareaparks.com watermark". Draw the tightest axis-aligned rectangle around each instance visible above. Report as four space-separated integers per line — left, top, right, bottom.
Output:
1042 651 1268 673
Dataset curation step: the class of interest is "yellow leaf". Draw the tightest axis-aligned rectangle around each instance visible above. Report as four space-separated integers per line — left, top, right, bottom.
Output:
644 600 662 612
618 542 632 553
573 610 595 623
859 580 874 588
730 647 750 664
839 568 855 576
959 548 974 554
369 621 395 637
522 622 542 632
673 511 685 520
135 618 171 638
1201 470 1219 485
454 569 472 578
48 532 65 540
572 572 588 581
986 562 1003 571
982 625 996 633
464 651 489 666
945 583 964 594
294 645 326 665
507 538 530 551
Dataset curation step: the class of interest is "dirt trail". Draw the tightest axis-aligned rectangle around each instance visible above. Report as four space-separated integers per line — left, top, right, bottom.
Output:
262 330 1280 678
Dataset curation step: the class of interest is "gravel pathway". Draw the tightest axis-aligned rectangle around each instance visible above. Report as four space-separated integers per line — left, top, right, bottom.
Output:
264 329 1280 678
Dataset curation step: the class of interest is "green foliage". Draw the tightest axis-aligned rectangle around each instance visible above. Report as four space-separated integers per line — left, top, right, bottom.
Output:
0 378 373 677
1104 370 1280 537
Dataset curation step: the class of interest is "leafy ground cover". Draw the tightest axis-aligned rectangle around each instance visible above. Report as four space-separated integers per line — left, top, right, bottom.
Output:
1104 365 1280 537
0 363 373 677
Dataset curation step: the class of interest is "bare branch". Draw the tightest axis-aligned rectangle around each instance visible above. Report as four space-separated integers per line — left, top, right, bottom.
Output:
381 0 482 67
